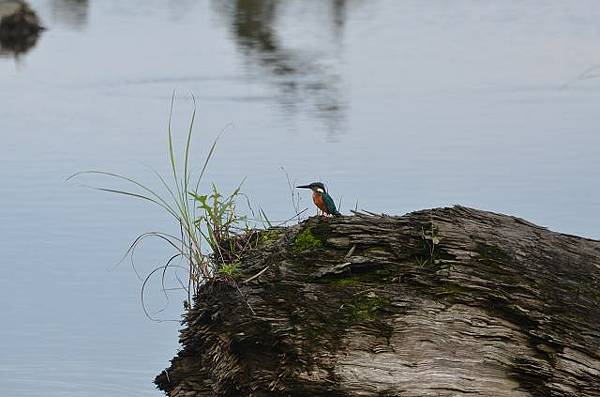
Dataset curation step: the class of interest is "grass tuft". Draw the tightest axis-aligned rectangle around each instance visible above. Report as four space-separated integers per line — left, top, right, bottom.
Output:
68 94 257 320
218 262 241 279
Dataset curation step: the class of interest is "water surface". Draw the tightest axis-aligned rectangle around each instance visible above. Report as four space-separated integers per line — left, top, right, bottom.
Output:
2 1 600 396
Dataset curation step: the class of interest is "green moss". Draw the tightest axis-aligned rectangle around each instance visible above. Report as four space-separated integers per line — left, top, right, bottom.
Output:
433 282 472 298
257 228 284 249
475 242 519 283
590 289 600 304
363 246 388 255
345 293 391 322
293 227 322 253
323 265 401 286
331 276 362 287
476 242 512 263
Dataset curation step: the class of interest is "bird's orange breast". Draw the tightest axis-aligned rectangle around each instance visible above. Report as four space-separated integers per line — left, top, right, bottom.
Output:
312 192 329 213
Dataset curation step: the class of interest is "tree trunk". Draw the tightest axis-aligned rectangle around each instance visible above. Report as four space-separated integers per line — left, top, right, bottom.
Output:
155 206 600 397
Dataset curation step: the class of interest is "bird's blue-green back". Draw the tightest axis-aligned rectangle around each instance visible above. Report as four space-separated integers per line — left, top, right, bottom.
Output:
322 192 341 216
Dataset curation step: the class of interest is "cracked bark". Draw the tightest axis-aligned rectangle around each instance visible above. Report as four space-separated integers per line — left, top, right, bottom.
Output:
155 206 600 396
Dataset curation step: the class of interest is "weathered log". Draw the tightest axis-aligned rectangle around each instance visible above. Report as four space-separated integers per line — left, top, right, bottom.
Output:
156 206 600 396
0 0 43 55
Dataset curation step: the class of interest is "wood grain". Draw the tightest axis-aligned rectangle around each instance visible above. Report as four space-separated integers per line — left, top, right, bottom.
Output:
156 206 600 396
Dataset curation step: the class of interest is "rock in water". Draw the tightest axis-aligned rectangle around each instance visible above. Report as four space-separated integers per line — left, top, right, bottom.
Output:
0 0 43 55
156 206 600 397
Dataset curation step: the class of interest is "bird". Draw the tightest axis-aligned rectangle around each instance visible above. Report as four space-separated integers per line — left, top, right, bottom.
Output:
296 182 341 216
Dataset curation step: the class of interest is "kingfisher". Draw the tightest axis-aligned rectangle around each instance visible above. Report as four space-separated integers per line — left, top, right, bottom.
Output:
296 182 341 216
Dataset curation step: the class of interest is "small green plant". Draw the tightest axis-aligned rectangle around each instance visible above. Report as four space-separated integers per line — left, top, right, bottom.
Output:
415 256 429 267
417 221 442 267
218 262 241 279
189 182 255 265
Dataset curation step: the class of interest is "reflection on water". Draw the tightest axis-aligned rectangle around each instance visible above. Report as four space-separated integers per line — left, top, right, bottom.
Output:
50 0 89 29
332 0 347 30
0 0 43 57
2 1 600 396
216 0 353 137
0 25 40 56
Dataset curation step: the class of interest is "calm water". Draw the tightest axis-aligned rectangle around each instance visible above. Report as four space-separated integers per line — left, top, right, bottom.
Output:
2 1 600 395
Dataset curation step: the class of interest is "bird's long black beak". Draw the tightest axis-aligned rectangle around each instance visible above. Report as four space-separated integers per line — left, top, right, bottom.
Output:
296 184 311 189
